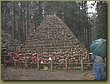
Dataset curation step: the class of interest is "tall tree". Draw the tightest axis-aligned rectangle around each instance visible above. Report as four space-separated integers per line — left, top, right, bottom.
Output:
96 1 107 39
79 1 92 49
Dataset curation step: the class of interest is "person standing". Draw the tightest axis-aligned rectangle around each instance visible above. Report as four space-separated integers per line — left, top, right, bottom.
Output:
89 53 105 80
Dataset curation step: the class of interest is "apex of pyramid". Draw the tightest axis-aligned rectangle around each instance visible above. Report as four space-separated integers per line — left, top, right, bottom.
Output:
37 14 74 37
45 14 60 20
45 14 57 18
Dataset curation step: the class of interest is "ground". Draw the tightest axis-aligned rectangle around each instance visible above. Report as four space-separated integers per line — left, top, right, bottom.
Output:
1 66 95 80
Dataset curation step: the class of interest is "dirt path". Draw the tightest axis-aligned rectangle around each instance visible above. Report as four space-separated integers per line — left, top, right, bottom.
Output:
1 67 94 80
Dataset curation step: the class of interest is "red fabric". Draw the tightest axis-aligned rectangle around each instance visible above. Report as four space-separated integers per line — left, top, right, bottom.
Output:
64 64 67 68
6 59 13 63
36 50 38 52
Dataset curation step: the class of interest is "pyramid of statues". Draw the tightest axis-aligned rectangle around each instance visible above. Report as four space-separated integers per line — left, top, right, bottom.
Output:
21 15 90 67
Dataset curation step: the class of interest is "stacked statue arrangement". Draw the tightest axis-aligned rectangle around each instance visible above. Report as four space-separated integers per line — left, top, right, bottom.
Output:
4 15 91 70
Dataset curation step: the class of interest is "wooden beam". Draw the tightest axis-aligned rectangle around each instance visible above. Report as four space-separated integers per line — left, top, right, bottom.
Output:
81 57 83 72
